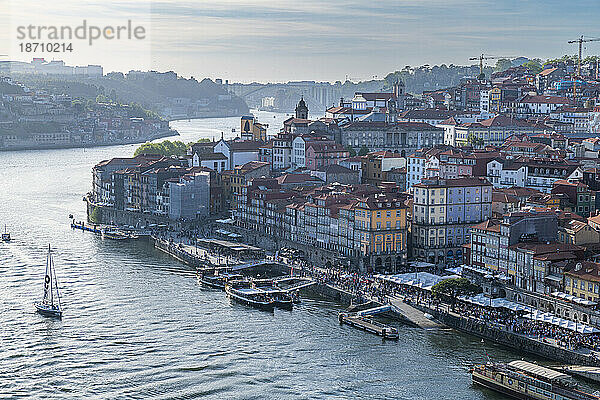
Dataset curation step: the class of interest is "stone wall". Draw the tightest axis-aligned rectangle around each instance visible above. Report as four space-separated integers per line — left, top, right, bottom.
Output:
420 305 600 367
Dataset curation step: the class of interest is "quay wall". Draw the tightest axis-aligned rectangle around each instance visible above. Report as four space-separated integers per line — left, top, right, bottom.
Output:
418 305 600 367
303 283 357 305
153 238 203 269
87 199 196 230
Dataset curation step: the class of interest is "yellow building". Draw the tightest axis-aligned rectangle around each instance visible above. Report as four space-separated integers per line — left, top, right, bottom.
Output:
558 220 600 245
564 261 600 302
241 116 267 141
353 192 408 272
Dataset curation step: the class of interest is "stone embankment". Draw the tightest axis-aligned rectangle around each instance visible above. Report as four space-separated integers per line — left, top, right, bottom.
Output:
415 304 600 367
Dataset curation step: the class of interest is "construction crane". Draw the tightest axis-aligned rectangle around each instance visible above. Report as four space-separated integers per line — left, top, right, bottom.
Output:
469 54 514 76
568 35 600 76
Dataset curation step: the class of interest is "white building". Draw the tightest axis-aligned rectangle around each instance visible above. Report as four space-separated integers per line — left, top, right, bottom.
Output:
486 159 527 188
214 139 261 169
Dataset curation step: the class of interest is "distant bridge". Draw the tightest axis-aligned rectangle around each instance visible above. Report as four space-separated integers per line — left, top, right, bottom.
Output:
229 82 339 112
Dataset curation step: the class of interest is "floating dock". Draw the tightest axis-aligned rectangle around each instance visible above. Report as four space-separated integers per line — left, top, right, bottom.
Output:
558 365 600 383
71 222 102 234
339 313 398 340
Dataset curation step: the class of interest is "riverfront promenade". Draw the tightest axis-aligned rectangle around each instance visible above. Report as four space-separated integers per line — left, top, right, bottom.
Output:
149 233 600 367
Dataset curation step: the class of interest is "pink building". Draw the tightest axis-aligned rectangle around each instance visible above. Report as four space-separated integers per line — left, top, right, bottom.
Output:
305 142 350 170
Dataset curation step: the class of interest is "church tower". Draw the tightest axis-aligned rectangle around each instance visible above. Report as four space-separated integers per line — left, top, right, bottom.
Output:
295 96 309 119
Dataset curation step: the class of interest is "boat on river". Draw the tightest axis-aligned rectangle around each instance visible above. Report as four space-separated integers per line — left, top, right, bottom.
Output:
34 245 63 319
197 267 243 290
225 281 275 311
471 360 600 400
1 225 10 242
101 228 137 241
251 279 294 309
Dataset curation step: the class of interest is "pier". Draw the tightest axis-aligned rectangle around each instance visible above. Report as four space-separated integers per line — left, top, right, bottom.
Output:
71 221 102 234
558 365 600 383
389 297 444 329
339 313 399 340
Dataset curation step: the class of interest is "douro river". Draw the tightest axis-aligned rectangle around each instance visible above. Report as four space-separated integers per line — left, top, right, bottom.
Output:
0 111 514 399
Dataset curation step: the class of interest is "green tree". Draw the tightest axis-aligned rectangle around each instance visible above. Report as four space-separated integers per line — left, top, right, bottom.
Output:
494 59 512 72
89 207 101 224
134 140 189 157
431 278 482 310
467 133 484 148
345 146 357 157
357 146 369 156
523 59 543 75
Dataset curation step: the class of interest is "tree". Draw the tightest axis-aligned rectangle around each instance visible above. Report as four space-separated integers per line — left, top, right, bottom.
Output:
431 278 482 310
357 146 369 156
89 207 101 224
345 146 357 157
134 140 189 157
523 59 543 75
494 59 512 72
467 133 484 148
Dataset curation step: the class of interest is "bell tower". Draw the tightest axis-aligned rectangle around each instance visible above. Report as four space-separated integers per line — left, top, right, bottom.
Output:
295 96 309 119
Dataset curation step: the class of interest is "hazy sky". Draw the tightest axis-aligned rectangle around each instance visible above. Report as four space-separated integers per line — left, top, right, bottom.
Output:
1 0 598 82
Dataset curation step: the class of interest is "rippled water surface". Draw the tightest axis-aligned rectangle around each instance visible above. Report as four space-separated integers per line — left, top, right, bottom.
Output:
1 112 518 399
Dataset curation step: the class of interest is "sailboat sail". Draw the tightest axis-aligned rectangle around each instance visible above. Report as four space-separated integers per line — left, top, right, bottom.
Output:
36 245 62 318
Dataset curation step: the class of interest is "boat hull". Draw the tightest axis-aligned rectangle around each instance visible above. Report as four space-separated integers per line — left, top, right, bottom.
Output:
471 372 534 400
197 275 226 290
226 288 275 311
274 300 293 310
35 304 62 319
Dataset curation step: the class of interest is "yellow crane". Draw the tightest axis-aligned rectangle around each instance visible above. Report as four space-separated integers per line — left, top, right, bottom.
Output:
568 35 600 77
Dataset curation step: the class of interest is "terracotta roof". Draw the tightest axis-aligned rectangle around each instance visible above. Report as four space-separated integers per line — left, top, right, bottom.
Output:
471 219 501 232
414 177 492 189
538 67 558 76
518 94 571 105
564 261 600 282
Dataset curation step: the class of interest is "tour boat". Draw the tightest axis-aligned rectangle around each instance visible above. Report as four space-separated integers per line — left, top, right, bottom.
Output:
1 225 10 242
35 245 63 319
225 281 275 310
197 267 243 290
251 279 294 309
471 360 600 400
101 228 130 240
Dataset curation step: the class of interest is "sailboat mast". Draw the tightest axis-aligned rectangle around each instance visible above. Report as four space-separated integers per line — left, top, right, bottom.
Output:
53 256 61 309
49 248 54 306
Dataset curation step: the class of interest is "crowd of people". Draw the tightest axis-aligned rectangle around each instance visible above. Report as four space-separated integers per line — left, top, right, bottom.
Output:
294 262 600 356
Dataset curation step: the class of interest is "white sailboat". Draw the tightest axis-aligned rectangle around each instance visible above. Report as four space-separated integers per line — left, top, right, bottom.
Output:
35 245 63 319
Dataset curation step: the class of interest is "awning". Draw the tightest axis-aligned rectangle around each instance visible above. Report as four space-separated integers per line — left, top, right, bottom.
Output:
550 291 597 306
459 294 533 312
523 310 600 333
374 272 459 291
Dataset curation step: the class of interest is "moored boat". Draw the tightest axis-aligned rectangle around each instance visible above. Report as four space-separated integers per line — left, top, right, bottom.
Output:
251 279 294 309
197 267 243 290
471 360 600 400
35 245 63 319
1 225 10 242
225 281 275 311
101 228 131 240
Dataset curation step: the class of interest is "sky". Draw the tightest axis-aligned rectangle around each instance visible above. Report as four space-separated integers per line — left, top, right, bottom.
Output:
0 0 599 83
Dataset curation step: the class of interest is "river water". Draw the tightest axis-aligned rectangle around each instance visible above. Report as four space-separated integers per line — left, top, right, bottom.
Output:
0 111 523 399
